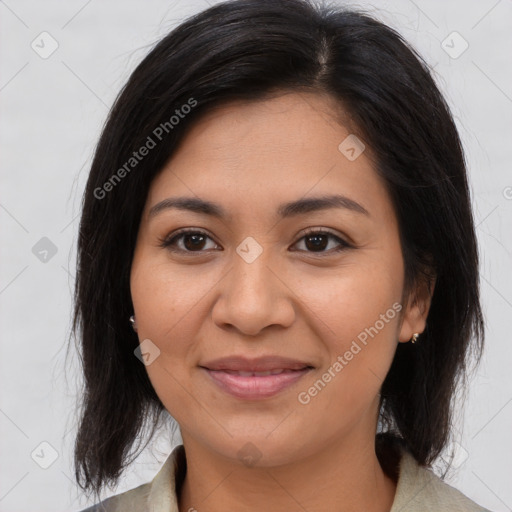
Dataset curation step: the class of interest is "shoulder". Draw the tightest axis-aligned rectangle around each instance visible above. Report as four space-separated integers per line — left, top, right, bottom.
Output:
392 447 494 512
75 444 186 512
75 482 152 512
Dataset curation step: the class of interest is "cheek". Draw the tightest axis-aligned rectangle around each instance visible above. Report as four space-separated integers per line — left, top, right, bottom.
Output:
130 258 206 417
294 256 401 340
131 254 216 336
130 254 223 398
294 260 401 402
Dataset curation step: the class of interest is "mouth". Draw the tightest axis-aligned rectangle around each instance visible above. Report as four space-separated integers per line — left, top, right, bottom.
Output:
199 356 314 400
210 368 311 376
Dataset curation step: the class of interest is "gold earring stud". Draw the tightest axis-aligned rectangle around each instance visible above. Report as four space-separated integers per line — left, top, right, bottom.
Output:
410 332 419 343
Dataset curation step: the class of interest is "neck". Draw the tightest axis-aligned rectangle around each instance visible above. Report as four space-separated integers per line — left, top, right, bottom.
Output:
177 432 397 512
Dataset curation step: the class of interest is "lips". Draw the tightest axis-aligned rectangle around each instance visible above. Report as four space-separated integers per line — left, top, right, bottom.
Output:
218 368 300 377
199 355 314 400
200 355 313 372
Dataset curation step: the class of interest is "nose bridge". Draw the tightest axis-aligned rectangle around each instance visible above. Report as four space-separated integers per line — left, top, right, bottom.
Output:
211 239 294 335
233 246 272 298
230 239 276 307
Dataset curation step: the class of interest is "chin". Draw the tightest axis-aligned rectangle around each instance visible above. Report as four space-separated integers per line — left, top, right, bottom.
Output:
200 430 312 468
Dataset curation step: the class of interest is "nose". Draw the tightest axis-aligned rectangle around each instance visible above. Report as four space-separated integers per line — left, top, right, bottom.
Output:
211 250 296 337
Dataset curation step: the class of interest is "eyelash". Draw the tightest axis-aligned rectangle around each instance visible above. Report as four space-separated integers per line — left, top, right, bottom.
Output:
158 227 352 256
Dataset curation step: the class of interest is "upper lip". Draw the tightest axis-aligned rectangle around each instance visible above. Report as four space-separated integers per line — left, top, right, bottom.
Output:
200 356 313 372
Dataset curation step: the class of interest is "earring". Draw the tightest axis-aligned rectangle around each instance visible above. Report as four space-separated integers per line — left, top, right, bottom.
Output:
410 332 420 343
129 315 138 332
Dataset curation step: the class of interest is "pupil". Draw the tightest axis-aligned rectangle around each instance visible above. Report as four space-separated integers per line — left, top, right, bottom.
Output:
182 233 329 252
185 234 205 250
306 234 327 251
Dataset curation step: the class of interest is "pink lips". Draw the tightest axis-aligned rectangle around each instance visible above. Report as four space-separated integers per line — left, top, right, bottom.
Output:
200 355 314 400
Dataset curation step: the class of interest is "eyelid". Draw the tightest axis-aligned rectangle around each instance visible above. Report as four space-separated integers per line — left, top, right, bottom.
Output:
158 227 220 251
159 226 352 254
292 226 352 251
298 226 347 241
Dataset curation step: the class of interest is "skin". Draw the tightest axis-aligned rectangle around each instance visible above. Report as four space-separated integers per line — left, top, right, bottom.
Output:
130 91 434 512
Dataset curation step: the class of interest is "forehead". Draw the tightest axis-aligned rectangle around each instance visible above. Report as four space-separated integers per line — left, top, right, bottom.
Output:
145 92 393 225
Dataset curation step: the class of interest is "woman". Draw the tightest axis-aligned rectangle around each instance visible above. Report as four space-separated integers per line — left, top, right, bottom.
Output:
73 0 492 510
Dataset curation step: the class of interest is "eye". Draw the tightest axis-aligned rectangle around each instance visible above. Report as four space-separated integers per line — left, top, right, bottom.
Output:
159 228 219 253
291 228 351 254
159 227 351 255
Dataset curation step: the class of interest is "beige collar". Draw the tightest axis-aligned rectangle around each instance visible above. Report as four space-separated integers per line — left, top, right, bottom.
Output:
109 442 489 512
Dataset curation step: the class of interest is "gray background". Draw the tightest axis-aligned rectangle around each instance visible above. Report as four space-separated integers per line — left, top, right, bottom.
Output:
1 0 511 511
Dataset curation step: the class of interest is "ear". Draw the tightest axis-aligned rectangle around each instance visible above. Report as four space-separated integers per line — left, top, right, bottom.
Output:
398 272 436 343
130 314 138 333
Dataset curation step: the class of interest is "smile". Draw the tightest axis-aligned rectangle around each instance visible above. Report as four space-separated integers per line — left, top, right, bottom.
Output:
201 367 313 400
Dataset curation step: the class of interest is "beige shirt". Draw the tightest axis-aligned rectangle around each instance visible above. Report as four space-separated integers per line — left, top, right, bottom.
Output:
78 443 493 512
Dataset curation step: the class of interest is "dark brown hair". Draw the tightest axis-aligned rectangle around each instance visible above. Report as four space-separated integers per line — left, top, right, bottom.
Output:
70 0 485 502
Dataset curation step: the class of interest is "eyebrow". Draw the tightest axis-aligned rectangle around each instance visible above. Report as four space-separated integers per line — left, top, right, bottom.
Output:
148 194 370 220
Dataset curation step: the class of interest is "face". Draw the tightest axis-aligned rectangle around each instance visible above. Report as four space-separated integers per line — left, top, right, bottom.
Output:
130 91 430 466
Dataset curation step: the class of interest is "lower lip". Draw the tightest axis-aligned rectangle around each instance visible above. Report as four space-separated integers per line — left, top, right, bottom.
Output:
201 367 312 400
